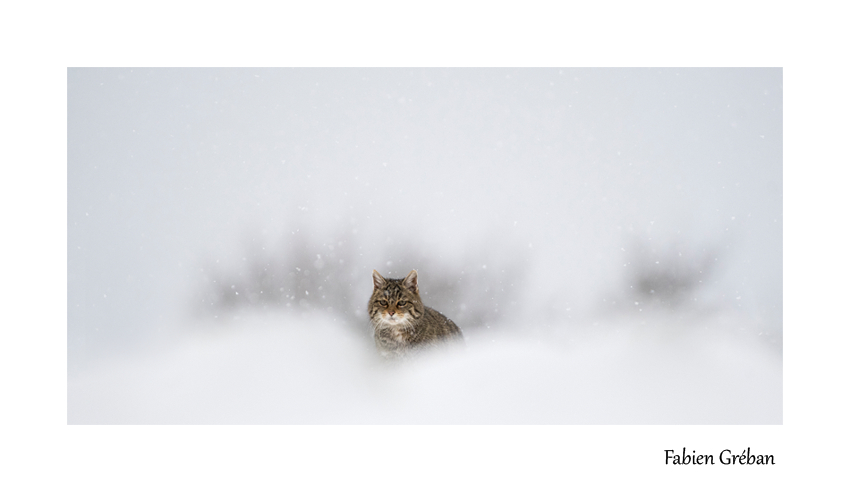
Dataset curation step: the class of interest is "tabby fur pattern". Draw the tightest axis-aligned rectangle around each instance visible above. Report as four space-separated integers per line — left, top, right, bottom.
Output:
368 269 463 359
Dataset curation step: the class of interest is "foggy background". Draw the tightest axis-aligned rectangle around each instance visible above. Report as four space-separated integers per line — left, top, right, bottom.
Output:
67 68 782 424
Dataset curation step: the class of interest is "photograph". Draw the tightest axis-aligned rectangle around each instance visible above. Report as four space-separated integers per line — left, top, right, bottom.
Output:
67 67 782 425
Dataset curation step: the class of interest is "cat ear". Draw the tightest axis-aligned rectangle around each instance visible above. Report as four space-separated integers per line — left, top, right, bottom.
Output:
403 269 419 294
372 270 386 290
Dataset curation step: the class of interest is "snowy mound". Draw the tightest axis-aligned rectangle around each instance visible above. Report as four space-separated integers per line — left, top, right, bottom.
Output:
69 309 780 424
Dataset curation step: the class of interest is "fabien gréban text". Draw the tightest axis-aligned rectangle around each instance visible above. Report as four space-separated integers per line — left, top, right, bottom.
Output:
665 448 774 465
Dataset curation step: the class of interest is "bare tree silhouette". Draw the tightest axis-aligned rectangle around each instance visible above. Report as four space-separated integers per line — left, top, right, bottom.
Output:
193 226 528 336
625 239 720 308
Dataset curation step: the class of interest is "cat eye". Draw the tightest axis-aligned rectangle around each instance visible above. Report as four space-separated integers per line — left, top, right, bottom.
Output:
379 300 388 307
397 301 407 307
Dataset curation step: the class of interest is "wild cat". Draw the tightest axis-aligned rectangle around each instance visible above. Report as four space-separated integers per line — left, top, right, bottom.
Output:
368 270 463 359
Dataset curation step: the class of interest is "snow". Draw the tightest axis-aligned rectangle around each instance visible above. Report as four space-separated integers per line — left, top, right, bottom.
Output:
68 308 780 424
67 68 782 424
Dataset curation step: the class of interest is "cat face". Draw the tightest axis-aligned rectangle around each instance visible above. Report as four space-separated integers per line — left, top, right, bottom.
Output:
368 270 424 328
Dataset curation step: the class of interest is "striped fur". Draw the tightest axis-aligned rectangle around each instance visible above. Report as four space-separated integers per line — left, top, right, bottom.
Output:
368 269 463 359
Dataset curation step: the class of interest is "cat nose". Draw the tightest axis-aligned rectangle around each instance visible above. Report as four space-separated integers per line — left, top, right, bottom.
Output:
388 310 395 316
